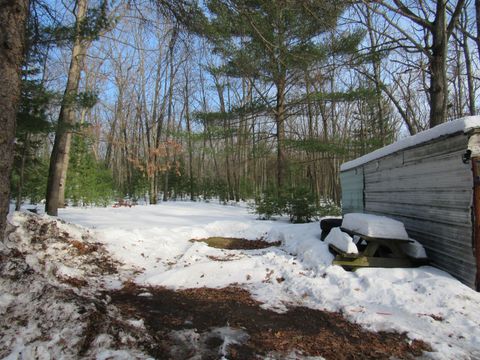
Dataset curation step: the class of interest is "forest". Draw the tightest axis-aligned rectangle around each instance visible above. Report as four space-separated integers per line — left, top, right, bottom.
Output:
2 0 477 221
3 2 480 358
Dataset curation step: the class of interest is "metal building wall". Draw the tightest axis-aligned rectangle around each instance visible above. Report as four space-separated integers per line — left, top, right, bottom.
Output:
342 133 477 288
340 167 364 214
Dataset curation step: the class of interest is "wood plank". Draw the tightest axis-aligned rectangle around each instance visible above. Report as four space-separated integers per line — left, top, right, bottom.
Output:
333 256 415 269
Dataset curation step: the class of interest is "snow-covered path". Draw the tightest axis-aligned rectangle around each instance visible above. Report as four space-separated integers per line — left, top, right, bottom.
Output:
57 202 480 359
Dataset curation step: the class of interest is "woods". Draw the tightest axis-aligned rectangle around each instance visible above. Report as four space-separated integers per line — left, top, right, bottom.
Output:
3 2 480 358
2 0 480 224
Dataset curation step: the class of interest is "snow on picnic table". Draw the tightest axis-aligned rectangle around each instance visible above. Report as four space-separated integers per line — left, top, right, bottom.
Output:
58 201 480 360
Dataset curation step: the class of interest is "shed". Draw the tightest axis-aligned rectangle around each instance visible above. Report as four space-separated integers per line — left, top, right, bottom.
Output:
340 116 480 290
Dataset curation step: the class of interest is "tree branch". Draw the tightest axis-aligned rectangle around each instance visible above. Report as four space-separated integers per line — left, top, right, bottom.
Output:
446 0 466 37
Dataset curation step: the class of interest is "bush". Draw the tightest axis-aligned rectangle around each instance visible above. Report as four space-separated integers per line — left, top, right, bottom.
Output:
285 186 318 223
253 186 338 223
318 201 341 217
252 189 285 220
66 135 115 206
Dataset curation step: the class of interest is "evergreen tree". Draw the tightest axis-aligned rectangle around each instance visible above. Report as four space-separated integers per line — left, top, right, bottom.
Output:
12 75 52 209
199 0 362 194
66 133 115 206
12 4 57 209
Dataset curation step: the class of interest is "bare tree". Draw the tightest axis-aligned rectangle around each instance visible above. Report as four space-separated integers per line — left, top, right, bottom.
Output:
366 0 466 127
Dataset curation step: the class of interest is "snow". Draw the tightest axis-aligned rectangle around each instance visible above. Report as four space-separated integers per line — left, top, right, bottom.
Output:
3 202 480 359
0 213 153 359
341 115 480 171
401 238 428 259
342 213 410 240
168 327 249 359
324 227 358 254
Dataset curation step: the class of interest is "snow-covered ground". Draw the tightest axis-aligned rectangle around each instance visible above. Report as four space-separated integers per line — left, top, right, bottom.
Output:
3 201 480 359
1 211 153 359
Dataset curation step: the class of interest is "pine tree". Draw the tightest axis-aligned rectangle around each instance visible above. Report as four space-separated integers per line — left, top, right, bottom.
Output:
13 7 55 210
13 75 52 210
197 0 362 194
66 133 115 206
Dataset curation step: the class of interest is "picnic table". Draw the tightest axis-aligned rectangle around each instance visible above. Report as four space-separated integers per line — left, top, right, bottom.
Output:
323 213 429 270
329 227 427 270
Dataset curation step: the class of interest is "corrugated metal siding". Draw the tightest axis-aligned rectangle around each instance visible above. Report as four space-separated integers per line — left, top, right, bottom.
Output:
361 133 476 288
340 167 364 214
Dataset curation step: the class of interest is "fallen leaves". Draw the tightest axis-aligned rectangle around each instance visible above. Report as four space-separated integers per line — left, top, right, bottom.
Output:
110 284 432 360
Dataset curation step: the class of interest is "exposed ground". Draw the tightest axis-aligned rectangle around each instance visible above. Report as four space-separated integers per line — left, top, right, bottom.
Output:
191 237 281 250
110 283 431 360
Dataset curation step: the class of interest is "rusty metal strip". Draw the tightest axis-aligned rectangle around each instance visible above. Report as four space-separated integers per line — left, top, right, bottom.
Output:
471 158 480 291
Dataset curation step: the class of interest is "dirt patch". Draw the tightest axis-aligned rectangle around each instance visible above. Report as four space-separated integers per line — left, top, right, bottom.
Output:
58 276 89 288
109 284 431 359
17 213 122 276
69 240 99 255
191 237 281 250
206 254 241 261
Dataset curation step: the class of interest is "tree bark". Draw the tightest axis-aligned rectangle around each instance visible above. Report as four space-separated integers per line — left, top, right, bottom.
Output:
365 7 386 145
162 26 178 202
476 0 480 60
461 11 476 115
184 75 195 201
45 0 89 215
213 73 234 201
464 36 476 115
275 76 287 193
429 1 448 128
304 72 319 204
15 133 30 211
0 0 28 238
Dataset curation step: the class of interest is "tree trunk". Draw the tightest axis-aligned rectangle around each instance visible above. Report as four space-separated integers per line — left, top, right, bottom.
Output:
184 76 195 201
15 134 30 211
148 46 164 205
213 74 234 201
464 36 476 115
476 0 480 60
429 31 447 126
304 72 319 204
0 0 28 238
45 0 89 215
451 39 462 118
161 25 178 202
56 135 72 207
365 7 386 145
462 12 476 115
105 97 121 167
275 77 287 193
